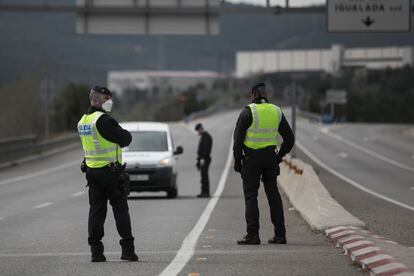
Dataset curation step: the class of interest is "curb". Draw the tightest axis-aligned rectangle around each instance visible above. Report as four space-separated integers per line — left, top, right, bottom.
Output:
326 226 414 276
278 157 365 231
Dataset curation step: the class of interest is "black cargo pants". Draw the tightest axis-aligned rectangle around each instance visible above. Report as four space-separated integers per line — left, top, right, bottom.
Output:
86 167 134 252
241 148 286 237
200 157 211 195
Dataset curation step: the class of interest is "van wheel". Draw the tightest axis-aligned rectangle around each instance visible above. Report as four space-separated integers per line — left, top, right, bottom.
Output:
167 187 177 198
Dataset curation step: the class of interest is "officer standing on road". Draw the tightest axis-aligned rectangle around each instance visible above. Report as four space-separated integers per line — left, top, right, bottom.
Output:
77 86 138 262
195 123 213 198
233 83 295 245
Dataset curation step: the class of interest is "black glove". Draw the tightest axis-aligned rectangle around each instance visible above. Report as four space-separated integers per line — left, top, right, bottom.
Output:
234 158 243 173
196 160 201 170
80 160 87 173
276 154 283 165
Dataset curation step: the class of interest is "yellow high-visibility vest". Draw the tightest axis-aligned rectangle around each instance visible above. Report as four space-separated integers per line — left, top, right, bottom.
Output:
243 103 282 150
77 111 122 168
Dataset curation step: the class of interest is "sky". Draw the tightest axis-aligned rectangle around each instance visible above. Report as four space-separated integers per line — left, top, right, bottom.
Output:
226 0 325 7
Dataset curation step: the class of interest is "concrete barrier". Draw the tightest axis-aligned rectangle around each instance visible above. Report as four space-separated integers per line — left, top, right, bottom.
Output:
278 157 365 231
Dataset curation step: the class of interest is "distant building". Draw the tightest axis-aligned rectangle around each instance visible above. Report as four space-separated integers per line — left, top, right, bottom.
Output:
236 45 414 77
107 70 221 97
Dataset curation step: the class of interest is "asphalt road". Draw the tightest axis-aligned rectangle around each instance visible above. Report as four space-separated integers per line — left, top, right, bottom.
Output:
0 110 363 276
289 114 414 247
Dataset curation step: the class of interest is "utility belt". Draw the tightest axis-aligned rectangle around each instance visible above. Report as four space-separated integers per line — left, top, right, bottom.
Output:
81 161 130 197
244 145 277 155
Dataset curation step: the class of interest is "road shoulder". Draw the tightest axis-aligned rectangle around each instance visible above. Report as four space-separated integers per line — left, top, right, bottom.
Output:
181 168 364 276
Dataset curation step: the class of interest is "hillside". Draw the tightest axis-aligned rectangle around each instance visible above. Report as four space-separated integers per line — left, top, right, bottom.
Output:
0 1 414 86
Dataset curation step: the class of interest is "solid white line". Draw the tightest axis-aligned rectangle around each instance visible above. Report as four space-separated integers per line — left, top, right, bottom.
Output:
159 140 233 276
0 160 79 187
71 191 85 197
410 187 414 191
319 129 414 172
0 217 3 221
297 141 414 212
34 202 53 209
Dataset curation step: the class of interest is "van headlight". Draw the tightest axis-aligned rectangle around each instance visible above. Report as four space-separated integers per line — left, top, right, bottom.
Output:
158 158 172 166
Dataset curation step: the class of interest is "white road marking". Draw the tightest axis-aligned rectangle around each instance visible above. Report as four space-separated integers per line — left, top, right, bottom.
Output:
318 129 414 172
34 202 53 209
0 217 3 221
297 141 414 212
312 135 319 141
159 140 233 276
411 155 414 160
0 160 79 187
410 187 414 191
338 152 348 159
71 191 85 197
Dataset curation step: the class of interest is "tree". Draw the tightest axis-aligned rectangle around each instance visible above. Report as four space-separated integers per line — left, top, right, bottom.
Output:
53 83 90 132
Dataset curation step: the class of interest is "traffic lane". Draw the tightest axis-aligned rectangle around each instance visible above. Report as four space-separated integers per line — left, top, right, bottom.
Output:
0 147 85 219
296 119 414 207
181 165 363 275
328 124 414 168
0 111 236 275
296 147 414 247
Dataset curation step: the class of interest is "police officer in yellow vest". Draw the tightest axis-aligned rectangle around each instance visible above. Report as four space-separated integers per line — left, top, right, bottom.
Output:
78 86 138 262
233 83 295 245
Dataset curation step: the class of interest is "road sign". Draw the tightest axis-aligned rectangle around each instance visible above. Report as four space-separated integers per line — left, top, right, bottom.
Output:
75 0 220 35
326 89 347 104
327 0 411 33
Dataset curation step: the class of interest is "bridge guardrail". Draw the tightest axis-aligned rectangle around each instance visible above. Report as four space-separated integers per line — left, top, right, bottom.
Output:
0 133 80 166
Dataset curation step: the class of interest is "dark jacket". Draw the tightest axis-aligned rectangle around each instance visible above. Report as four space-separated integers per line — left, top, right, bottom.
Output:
197 131 213 161
233 97 295 162
86 106 132 148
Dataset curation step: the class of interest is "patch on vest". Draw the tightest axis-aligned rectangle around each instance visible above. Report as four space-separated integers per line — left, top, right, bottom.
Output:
78 124 92 136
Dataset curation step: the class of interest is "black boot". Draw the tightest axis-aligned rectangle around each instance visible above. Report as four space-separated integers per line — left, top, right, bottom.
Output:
91 244 106 262
268 236 287 244
120 242 139 262
197 193 210 198
237 234 261 245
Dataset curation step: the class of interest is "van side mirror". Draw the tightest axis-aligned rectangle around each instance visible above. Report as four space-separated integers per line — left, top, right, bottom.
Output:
174 146 183 155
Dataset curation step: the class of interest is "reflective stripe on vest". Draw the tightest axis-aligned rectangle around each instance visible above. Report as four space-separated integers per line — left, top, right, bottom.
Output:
78 111 122 168
243 103 282 149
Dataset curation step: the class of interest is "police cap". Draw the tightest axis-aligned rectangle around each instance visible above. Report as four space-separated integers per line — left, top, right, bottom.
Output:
91 86 113 97
251 83 266 95
195 123 203 131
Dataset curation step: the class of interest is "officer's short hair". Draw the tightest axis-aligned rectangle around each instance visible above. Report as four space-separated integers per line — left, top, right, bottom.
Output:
195 123 203 131
251 83 267 97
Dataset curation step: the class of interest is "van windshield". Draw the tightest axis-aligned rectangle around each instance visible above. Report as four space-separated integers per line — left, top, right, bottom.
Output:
124 131 168 152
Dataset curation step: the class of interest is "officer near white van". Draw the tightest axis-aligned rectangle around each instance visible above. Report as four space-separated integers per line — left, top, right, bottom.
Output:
233 83 295 245
77 86 138 262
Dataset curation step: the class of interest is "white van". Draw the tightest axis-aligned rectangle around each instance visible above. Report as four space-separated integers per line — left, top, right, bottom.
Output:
119 122 183 198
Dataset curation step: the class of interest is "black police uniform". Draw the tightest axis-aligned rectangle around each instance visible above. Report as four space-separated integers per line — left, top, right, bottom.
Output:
84 105 137 261
233 97 295 244
197 131 213 196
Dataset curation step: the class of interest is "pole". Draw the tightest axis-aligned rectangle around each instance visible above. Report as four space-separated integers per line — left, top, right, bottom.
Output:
44 75 50 139
291 79 296 158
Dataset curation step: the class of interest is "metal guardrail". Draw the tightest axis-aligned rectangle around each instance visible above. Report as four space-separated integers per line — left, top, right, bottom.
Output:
0 133 80 165
297 109 321 122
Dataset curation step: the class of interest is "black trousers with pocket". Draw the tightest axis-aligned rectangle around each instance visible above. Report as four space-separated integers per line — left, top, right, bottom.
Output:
86 167 134 250
241 148 286 237
200 157 211 195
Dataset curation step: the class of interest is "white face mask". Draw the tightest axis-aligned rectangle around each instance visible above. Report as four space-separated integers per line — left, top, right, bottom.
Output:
102 99 113 112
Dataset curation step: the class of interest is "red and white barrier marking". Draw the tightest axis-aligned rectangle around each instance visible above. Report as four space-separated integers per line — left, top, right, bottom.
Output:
326 226 414 276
